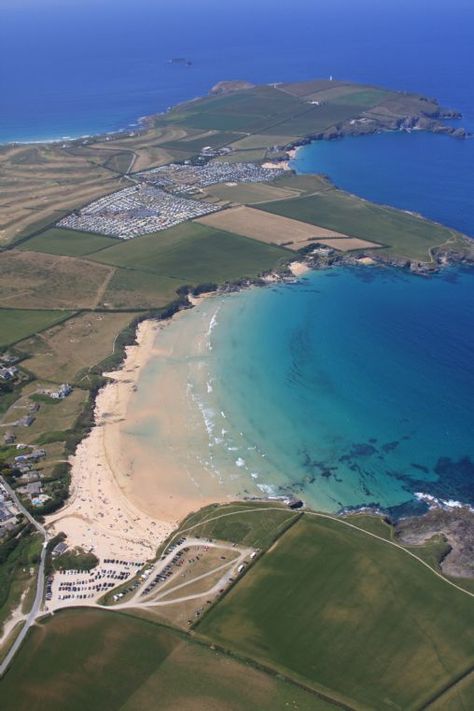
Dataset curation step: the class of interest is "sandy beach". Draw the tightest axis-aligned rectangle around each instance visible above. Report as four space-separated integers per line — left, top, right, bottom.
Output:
114 300 259 521
46 320 175 563
289 260 311 276
46 303 250 565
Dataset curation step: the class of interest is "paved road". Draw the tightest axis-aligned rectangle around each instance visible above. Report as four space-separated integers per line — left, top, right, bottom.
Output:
0 476 47 537
0 476 48 677
0 541 48 676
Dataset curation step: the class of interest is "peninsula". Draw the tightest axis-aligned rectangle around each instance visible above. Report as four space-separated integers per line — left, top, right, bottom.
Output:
1 78 473 710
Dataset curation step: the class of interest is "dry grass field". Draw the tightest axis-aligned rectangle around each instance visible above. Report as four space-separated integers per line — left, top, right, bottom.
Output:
16 311 137 384
196 205 351 249
93 125 205 172
0 124 212 246
258 190 466 260
0 250 114 309
1 385 88 446
313 236 382 251
0 144 124 245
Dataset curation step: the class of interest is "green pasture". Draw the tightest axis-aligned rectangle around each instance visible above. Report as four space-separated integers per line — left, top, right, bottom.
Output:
92 222 289 284
0 309 75 347
257 190 462 260
18 228 117 257
0 609 331 711
198 515 474 710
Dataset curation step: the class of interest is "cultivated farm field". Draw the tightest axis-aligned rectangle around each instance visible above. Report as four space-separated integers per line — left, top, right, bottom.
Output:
257 190 464 261
0 609 331 711
91 222 289 283
197 515 474 710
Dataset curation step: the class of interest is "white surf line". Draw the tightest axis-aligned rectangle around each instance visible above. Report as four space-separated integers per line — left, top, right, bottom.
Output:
166 505 474 600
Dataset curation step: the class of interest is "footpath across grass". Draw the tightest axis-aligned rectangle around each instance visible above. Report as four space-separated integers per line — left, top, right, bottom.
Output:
197 514 474 710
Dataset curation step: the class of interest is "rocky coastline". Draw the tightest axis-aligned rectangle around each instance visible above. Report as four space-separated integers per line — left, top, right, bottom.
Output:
285 102 468 148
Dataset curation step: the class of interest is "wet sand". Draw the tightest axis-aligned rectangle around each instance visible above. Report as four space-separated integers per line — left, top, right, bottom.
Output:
46 320 175 563
46 302 257 563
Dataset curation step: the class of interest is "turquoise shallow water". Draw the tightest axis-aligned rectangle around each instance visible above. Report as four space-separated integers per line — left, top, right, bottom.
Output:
201 266 474 515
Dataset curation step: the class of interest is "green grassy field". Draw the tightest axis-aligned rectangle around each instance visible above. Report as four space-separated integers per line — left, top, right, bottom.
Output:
342 513 394 540
18 228 118 257
330 88 391 107
257 190 463 261
214 148 267 163
0 609 334 711
103 151 133 174
280 79 357 97
229 133 298 150
0 309 75 347
273 172 333 195
158 130 243 154
262 104 367 136
428 671 474 710
205 181 300 205
173 502 301 550
102 269 184 309
197 515 474 710
160 83 397 138
161 86 305 133
91 222 289 283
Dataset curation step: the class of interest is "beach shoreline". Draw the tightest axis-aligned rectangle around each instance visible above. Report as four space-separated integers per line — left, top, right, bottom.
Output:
39 254 398 563
45 319 176 563
44 284 272 562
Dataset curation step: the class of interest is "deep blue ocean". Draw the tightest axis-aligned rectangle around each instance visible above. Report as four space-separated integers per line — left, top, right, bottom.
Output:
2 0 473 514
1 0 474 144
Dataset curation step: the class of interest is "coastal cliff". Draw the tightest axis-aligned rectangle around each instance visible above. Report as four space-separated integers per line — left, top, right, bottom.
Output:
396 506 474 579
